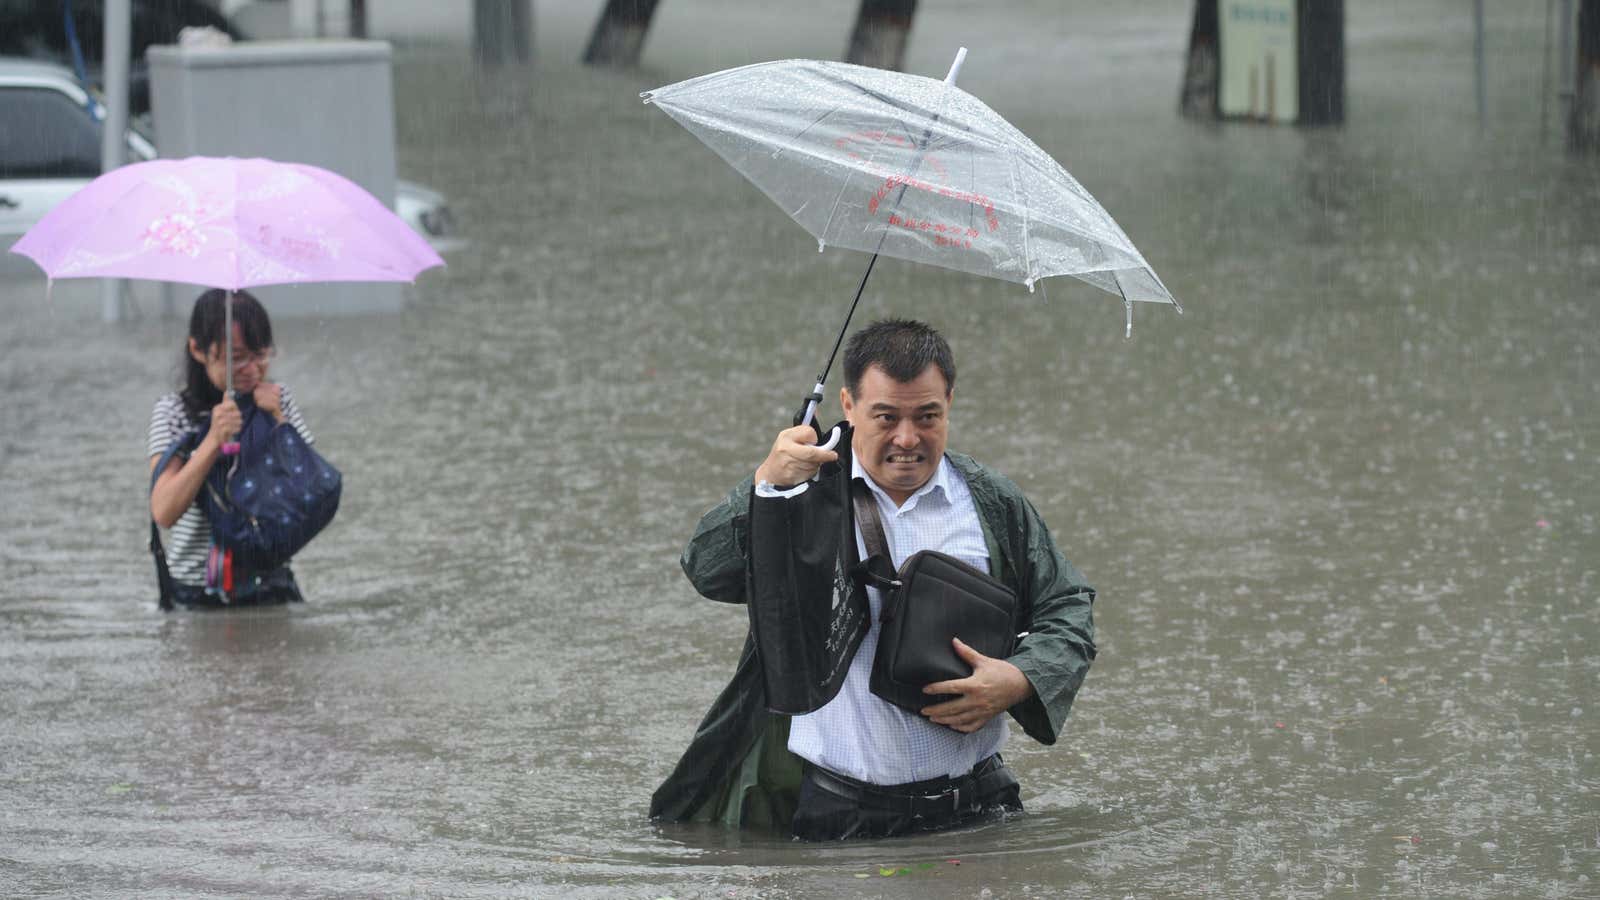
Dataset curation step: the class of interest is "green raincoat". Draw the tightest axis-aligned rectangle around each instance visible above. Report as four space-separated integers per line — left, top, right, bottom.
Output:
648 452 1096 829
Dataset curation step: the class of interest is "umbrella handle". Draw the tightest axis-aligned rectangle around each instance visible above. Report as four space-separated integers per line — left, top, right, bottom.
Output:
792 381 841 460
222 291 239 454
796 380 827 431
795 385 843 451
801 425 842 483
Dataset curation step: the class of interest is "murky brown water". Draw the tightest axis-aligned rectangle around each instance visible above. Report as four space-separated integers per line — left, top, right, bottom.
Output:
2 1 1596 897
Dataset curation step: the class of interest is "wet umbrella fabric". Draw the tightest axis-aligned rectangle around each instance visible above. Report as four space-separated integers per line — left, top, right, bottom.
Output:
641 56 1179 317
745 421 870 715
9 155 443 291
8 155 444 399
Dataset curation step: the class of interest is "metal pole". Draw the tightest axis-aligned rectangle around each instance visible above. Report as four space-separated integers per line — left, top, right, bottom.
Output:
1563 0 1578 148
223 291 239 455
1545 0 1557 143
1474 0 1487 129
99 0 130 323
798 48 968 429
1562 0 1576 100
225 292 234 399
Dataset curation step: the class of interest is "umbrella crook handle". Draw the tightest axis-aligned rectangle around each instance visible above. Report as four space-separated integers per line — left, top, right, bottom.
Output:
817 426 842 453
795 382 841 455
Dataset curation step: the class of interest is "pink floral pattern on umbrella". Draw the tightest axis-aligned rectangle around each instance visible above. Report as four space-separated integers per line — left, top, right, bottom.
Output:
143 212 208 257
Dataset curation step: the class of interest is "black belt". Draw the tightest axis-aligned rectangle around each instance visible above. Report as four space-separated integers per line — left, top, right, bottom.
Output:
806 755 1009 820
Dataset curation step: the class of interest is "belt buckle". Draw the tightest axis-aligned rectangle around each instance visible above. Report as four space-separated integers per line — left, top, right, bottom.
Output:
920 786 961 817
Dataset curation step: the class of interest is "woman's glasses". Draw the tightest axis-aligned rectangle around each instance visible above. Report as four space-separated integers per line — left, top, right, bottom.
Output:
217 346 276 369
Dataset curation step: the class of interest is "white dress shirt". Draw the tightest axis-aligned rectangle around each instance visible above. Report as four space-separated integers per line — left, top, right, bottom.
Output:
786 454 1007 785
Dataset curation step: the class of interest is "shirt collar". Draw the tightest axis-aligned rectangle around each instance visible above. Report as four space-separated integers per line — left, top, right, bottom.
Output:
851 453 951 512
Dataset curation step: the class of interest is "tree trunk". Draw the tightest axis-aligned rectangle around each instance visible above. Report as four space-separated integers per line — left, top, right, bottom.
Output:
843 0 917 71
473 0 533 66
1573 0 1600 151
583 0 662 67
1178 0 1220 119
1297 0 1344 125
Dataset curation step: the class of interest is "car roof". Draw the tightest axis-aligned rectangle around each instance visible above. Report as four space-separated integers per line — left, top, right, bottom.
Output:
0 55 82 84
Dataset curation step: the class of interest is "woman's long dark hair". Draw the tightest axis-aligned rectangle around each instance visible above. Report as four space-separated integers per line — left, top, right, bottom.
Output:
179 289 274 420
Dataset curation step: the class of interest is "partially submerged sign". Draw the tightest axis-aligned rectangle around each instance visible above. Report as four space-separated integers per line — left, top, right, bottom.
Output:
1219 0 1299 123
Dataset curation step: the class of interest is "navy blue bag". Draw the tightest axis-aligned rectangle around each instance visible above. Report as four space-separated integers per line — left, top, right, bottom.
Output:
199 394 342 573
148 393 341 609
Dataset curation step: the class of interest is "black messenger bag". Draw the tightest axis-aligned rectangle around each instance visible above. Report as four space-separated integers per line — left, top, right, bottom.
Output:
851 478 1021 715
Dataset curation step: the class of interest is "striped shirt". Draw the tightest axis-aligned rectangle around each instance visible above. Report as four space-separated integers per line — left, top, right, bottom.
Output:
146 388 313 586
787 455 1007 785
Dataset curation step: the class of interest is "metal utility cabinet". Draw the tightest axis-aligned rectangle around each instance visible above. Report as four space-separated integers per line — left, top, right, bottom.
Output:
148 40 404 315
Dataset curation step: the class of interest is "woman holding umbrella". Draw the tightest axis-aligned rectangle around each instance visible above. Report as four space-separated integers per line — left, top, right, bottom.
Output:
8 155 436 607
147 289 315 607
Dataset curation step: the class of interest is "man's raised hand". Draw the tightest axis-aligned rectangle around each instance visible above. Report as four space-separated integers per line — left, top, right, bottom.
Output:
754 424 839 487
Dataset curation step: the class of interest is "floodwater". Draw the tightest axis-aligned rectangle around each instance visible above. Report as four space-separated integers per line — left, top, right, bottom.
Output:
1 1 1596 896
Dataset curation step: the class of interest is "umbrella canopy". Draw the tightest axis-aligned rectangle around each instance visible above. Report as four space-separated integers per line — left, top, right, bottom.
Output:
9 156 443 291
10 155 444 444
642 55 1178 313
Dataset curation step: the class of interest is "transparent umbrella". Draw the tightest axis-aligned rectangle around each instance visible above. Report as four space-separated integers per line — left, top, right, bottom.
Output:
643 49 1179 426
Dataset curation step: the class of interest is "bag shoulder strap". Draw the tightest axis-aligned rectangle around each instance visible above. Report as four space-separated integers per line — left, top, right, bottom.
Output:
148 430 203 613
850 477 889 558
849 478 901 597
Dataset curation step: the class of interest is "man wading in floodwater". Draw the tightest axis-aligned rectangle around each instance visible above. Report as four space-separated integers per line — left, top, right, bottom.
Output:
650 319 1097 840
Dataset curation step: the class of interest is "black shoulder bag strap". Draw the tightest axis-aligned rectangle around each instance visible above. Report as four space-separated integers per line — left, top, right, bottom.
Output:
148 431 202 612
849 478 902 600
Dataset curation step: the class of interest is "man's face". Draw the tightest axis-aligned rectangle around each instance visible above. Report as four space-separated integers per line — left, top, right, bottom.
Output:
841 363 951 506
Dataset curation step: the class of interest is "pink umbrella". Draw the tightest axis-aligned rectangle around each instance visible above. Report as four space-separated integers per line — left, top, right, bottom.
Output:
10 155 442 290
9 155 444 451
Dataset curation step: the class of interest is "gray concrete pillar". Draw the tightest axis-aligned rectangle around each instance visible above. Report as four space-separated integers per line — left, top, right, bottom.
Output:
473 0 533 66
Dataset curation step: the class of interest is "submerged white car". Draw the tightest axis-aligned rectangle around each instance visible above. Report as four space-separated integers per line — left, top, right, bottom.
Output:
0 57 463 254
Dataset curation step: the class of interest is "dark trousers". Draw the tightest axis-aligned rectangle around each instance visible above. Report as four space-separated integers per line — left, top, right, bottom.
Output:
168 567 304 609
790 754 1022 841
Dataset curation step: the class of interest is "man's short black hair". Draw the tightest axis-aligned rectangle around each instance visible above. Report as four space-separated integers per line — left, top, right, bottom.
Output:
842 318 956 398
